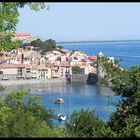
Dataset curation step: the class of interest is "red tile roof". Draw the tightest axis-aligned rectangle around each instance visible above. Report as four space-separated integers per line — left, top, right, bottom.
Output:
0 64 30 68
87 56 97 60
14 33 31 37
0 56 16 60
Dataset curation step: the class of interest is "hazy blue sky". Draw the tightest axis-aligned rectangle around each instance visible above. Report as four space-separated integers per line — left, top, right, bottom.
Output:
16 3 140 42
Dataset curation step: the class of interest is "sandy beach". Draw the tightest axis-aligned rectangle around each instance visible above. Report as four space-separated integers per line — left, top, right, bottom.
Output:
0 78 67 87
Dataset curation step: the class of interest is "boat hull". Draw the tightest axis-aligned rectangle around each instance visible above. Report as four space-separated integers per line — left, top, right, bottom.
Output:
58 114 67 121
54 98 64 104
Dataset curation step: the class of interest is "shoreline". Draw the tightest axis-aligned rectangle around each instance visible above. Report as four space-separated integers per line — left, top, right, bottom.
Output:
0 78 67 87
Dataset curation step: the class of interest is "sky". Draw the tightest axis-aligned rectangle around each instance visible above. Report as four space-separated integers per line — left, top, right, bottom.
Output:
16 2 140 42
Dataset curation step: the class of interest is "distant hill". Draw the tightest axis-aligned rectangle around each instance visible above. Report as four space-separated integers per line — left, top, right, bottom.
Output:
56 39 140 44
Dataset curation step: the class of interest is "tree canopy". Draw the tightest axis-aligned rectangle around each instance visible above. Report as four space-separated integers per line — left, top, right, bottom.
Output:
21 38 57 54
0 89 60 137
99 57 140 137
0 2 49 51
72 66 82 74
65 109 115 138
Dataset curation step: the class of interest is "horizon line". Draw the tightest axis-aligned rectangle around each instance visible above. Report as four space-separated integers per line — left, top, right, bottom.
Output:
56 39 140 44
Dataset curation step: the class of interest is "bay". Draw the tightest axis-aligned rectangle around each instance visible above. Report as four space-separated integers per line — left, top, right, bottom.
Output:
3 82 122 125
2 41 139 125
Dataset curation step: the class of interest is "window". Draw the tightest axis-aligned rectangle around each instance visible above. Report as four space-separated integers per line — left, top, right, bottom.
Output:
26 68 30 71
0 71 3 74
26 68 30 73
80 68 85 74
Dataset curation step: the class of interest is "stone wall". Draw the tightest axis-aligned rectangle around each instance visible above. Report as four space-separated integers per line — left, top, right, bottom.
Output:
0 74 17 80
70 74 89 84
69 74 98 84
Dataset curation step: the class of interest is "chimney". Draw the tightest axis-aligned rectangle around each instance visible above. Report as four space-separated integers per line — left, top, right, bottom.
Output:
21 53 24 63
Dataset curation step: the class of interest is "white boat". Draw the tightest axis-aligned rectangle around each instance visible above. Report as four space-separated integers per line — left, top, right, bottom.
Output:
56 85 66 121
36 89 41 92
54 84 65 104
58 114 67 121
54 98 64 104
2 77 9 80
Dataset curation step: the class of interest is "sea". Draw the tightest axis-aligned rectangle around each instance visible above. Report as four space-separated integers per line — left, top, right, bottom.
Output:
2 41 140 125
62 41 140 68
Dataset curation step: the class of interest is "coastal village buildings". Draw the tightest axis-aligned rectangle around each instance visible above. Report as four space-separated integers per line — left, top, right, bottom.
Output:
0 34 97 80
11 33 42 43
0 47 97 79
0 63 30 79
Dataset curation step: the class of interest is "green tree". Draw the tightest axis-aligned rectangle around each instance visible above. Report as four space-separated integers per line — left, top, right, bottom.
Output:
99 57 140 97
57 45 64 49
65 109 114 137
100 56 140 137
0 2 49 51
46 39 56 49
28 38 57 55
108 90 140 137
40 39 57 55
0 84 5 91
0 89 61 137
30 39 44 49
72 66 82 74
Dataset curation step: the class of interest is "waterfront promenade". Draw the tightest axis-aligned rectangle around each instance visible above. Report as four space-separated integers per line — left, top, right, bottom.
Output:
0 78 67 87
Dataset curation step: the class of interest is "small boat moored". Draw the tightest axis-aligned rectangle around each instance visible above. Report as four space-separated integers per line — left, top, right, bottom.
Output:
36 89 41 92
54 98 64 104
58 114 67 121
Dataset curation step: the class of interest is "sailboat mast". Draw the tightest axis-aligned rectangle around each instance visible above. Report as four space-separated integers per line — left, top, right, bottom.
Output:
61 83 62 98
60 83 62 114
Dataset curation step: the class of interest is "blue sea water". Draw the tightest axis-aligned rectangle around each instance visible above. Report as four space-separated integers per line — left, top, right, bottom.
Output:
63 42 140 68
23 83 121 125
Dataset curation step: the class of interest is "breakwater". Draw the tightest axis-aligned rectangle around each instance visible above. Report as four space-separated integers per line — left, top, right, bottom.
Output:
69 74 98 84
0 78 67 87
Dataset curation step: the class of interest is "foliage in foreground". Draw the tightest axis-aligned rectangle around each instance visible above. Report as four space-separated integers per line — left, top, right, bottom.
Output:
0 2 49 51
0 88 117 138
99 57 140 137
64 109 115 138
108 91 140 137
0 90 62 137
0 85 5 91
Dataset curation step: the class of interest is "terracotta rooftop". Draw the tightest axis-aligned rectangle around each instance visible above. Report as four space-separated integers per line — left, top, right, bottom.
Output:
14 33 31 37
0 64 29 68
88 56 97 60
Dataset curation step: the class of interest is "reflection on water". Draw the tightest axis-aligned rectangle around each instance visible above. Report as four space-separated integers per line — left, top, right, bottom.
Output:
97 85 114 96
0 82 121 124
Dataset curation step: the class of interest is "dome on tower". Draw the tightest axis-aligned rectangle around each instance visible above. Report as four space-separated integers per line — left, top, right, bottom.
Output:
98 52 104 57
